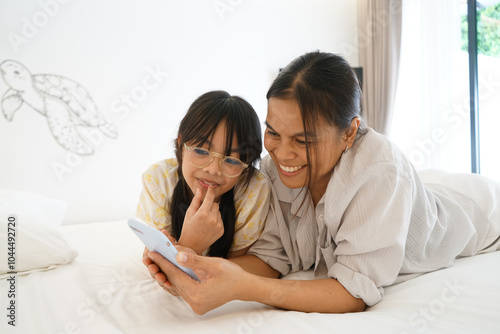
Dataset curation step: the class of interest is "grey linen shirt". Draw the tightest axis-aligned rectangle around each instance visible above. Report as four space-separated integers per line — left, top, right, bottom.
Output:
248 128 490 306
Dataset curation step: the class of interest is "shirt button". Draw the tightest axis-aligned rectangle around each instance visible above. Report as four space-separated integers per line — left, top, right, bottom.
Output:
318 214 324 221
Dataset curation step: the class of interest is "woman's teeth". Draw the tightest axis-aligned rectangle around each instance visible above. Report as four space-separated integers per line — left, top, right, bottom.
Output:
279 163 304 173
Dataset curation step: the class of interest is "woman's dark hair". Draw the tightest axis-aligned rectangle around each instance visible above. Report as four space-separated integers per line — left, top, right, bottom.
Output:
266 51 365 189
170 90 262 258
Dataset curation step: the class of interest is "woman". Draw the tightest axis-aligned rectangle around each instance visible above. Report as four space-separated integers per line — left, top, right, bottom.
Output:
146 52 500 314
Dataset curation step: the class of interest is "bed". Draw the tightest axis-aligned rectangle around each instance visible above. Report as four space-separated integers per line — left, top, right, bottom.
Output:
1 191 500 334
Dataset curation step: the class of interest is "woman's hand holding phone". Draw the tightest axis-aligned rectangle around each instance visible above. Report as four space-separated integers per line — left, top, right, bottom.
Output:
142 229 181 296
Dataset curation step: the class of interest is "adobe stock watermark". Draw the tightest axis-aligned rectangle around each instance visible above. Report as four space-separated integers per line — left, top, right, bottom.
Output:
46 267 136 334
51 64 169 183
408 73 500 167
399 278 467 334
221 278 302 334
212 0 245 21
222 305 273 334
110 64 169 119
7 0 73 53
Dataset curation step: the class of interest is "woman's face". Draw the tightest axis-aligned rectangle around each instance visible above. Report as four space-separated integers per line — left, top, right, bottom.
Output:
264 97 350 202
181 121 242 202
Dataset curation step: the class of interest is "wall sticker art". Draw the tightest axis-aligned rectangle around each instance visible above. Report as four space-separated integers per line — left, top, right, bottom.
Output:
0 60 118 155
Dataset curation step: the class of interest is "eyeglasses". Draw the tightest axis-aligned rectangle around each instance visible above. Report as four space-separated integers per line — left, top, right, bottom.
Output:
183 143 248 177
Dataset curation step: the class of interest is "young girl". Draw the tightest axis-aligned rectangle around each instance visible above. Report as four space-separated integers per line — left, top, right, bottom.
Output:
136 90 270 259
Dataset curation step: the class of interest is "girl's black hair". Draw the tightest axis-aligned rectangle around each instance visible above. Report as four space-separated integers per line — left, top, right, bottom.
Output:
266 51 365 191
170 90 262 258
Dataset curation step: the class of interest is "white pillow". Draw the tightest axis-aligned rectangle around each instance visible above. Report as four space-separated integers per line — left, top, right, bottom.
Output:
0 190 78 278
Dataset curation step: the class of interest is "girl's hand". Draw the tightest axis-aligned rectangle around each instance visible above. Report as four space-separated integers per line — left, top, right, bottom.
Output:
178 187 224 254
142 230 180 296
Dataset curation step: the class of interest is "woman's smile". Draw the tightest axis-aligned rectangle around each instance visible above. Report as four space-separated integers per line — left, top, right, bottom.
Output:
278 162 306 175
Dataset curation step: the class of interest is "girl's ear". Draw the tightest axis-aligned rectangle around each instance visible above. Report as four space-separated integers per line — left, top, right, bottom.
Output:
344 117 361 146
177 135 182 147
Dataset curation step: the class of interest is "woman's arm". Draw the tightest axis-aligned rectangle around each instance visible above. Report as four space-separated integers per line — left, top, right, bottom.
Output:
227 246 250 258
245 275 366 313
148 250 365 315
229 254 280 278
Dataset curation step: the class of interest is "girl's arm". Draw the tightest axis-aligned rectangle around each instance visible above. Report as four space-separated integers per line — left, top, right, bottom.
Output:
148 250 365 315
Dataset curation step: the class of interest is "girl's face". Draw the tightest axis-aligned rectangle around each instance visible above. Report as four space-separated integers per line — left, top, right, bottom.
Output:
264 97 353 204
181 121 242 202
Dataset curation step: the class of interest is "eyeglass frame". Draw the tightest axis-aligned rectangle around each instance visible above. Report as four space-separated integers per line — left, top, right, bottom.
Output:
183 143 249 177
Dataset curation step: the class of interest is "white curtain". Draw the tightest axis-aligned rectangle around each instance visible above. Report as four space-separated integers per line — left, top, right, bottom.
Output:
389 0 470 173
357 0 403 135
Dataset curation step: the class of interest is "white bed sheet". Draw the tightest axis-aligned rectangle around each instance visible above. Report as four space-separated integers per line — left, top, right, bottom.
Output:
2 220 499 334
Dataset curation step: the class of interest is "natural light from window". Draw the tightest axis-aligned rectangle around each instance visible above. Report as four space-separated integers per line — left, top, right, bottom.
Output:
389 0 500 183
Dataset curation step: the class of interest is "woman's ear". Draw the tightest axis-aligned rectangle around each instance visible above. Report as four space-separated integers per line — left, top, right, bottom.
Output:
344 117 361 146
177 135 182 148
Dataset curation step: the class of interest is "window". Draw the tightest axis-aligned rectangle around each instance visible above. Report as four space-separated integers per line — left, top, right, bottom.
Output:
390 0 500 183
462 1 500 181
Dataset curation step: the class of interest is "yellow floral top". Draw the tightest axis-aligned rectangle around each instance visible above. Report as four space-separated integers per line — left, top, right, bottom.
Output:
136 159 271 252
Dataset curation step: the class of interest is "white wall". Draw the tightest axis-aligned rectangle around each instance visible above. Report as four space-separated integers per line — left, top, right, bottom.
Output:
0 0 359 224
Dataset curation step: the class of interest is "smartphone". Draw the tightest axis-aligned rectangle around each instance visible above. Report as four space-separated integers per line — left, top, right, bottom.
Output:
127 218 200 281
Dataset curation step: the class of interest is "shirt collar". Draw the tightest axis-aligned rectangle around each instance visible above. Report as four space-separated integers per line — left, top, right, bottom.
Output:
271 171 312 218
